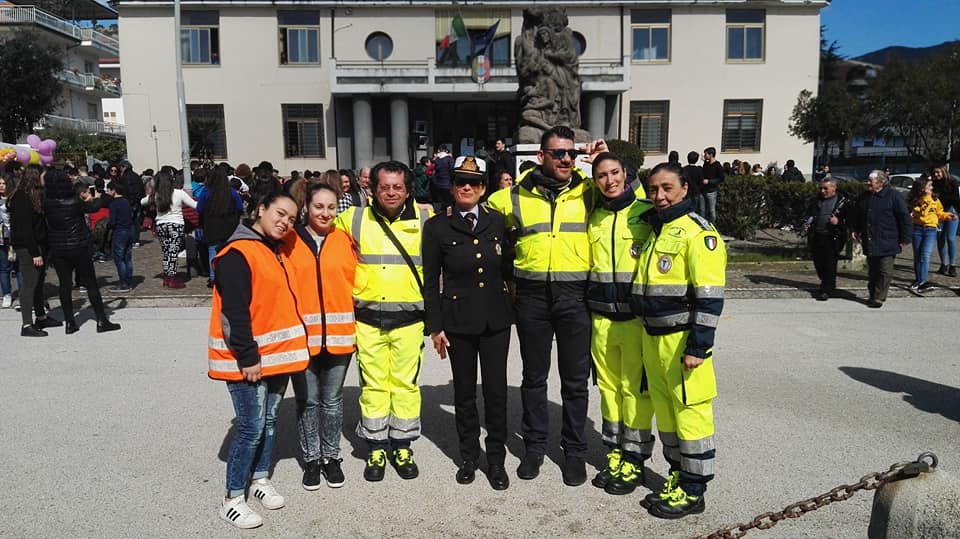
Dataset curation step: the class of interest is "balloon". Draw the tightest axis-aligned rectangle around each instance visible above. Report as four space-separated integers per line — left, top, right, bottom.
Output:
28 150 40 165
39 154 54 166
40 139 56 154
15 148 30 163
26 134 41 148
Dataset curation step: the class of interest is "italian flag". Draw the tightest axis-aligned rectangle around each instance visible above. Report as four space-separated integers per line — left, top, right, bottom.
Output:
440 14 467 49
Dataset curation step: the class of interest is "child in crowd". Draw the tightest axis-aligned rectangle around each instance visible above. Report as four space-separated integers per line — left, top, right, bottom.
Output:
107 183 135 292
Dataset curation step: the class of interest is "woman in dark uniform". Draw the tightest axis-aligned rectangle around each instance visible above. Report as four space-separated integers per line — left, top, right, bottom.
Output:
423 155 514 491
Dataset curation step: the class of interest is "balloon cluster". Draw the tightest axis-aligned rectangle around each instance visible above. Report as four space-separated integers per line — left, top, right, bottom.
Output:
0 135 57 166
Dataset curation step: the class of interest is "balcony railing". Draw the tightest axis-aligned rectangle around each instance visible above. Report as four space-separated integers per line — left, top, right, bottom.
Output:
54 69 122 97
0 6 119 56
37 114 125 137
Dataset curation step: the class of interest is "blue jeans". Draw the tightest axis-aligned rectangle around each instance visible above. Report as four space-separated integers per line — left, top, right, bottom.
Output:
0 244 21 296
208 244 221 282
937 206 958 266
701 191 718 223
291 352 351 462
111 227 134 285
913 226 938 284
225 375 289 498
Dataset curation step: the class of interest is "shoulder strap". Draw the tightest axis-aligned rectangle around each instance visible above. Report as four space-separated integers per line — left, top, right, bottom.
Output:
371 209 423 293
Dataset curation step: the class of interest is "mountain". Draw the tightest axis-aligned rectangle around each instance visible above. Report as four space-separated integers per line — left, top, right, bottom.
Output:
853 41 959 66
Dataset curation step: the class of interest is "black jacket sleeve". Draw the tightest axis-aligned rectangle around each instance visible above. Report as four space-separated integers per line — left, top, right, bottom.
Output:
9 191 41 257
893 191 912 246
421 218 443 335
215 250 259 368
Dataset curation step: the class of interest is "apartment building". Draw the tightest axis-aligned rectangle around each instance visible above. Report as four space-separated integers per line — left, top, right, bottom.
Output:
0 0 123 138
116 0 826 173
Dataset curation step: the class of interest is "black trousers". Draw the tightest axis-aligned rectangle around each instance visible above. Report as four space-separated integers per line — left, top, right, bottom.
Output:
447 327 511 465
50 248 107 324
811 233 838 291
14 248 47 327
515 292 592 458
867 255 895 301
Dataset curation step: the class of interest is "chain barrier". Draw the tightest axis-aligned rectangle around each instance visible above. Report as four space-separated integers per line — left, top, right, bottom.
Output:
694 452 938 539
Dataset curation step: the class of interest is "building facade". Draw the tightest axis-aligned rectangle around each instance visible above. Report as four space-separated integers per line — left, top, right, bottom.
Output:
117 0 825 173
0 0 123 138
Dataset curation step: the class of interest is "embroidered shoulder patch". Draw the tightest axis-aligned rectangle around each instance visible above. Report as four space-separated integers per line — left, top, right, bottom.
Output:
704 236 718 251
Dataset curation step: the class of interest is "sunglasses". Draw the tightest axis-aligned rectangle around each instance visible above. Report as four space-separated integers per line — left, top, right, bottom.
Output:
454 176 484 187
544 148 580 160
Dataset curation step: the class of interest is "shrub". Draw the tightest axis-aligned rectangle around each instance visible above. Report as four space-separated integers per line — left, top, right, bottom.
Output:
606 139 644 171
715 175 765 240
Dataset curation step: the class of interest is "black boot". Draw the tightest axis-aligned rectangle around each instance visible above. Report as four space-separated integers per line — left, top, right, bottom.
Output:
97 319 121 333
65 320 79 334
21 324 48 337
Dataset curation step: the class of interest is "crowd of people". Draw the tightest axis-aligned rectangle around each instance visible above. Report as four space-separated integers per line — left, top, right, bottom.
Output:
204 127 726 529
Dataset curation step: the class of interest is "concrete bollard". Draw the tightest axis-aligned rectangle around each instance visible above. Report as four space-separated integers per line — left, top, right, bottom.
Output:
869 469 960 538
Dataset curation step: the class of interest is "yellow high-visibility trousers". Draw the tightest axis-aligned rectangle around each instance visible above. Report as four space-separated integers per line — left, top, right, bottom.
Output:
590 315 655 458
640 329 716 488
355 321 424 443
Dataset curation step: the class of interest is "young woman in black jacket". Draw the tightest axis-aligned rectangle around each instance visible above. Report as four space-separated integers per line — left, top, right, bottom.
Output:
8 167 60 336
43 169 120 334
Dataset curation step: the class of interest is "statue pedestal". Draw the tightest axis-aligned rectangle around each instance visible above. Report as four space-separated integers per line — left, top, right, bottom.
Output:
514 143 593 179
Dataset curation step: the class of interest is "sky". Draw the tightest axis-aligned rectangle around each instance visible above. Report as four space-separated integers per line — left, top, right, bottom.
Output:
821 0 960 59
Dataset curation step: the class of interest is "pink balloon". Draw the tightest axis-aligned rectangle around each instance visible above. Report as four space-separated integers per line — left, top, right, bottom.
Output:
39 154 54 166
40 139 57 154
26 134 41 148
15 148 30 163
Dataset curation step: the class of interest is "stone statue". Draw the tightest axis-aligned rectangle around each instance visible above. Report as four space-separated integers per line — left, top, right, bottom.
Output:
514 7 591 143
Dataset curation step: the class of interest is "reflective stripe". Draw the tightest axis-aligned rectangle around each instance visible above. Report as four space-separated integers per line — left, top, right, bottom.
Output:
351 206 364 245
357 415 389 441
325 311 355 324
695 285 725 298
208 324 306 351
519 222 551 236
590 271 637 284
681 456 715 477
601 419 621 446
302 313 323 326
359 253 422 266
515 268 590 281
510 185 522 232
559 222 587 233
354 299 424 312
679 437 716 454
645 284 689 297
326 334 356 346
208 348 309 372
388 414 421 439
645 312 692 327
695 312 720 328
586 299 632 313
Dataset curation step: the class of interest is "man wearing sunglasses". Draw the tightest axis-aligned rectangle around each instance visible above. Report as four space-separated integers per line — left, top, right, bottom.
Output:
487 125 610 487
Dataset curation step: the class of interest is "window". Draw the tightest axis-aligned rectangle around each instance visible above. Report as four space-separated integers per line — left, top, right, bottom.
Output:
87 103 99 120
721 100 762 152
572 31 586 56
186 104 227 159
629 101 669 154
283 104 325 158
631 9 670 62
726 9 764 61
278 11 320 65
365 32 393 61
83 60 94 73
435 9 511 67
181 11 220 65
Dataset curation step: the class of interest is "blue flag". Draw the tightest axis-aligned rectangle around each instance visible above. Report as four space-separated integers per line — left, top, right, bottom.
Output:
472 20 500 56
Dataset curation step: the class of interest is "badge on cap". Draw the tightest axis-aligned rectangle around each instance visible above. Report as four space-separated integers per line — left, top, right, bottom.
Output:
704 236 718 251
658 255 672 274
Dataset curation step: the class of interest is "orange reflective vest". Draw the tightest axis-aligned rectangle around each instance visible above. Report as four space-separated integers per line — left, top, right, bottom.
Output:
208 233 310 381
282 225 358 356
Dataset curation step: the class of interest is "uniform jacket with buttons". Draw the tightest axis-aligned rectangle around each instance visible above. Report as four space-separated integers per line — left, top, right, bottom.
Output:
422 205 515 335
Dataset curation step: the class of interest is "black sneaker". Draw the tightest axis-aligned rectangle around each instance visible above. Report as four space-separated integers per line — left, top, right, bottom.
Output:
516 453 544 480
592 448 622 489
35 316 63 329
649 485 706 519
604 460 644 495
21 324 48 337
302 460 323 491
322 458 345 488
562 455 587 487
391 448 419 480
908 281 921 291
97 320 121 333
363 449 387 482
917 282 934 292
949 266 957 278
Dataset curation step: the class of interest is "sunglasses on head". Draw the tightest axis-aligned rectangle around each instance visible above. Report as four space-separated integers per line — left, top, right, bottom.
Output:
544 148 580 160
454 176 484 187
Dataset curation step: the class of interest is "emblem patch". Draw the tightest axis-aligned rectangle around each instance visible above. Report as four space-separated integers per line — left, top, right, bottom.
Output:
630 241 643 258
657 255 672 274
704 236 718 251
495 243 502 256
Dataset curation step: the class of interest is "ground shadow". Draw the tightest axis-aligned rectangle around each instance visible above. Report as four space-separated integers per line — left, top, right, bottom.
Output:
742 274 817 291
839 366 960 423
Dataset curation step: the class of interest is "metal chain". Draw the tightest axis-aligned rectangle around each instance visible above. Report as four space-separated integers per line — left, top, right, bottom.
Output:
693 452 938 539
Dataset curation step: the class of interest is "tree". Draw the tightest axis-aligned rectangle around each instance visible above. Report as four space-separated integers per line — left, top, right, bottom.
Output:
788 28 865 164
869 43 960 164
0 32 63 142
40 126 127 164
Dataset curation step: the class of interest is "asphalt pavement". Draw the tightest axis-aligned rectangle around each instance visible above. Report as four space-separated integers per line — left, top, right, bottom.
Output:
2 299 958 538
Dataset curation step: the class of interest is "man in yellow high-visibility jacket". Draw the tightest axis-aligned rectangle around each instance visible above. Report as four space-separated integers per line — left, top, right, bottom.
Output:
336 161 430 483
487 126 604 486
631 162 726 519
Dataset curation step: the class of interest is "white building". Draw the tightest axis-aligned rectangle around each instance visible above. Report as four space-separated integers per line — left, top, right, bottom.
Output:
0 0 123 138
116 0 826 173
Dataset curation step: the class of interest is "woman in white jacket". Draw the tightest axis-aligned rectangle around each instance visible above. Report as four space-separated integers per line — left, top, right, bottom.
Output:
142 170 197 288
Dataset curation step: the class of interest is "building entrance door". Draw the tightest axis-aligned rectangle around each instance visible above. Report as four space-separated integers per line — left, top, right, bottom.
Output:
432 101 518 156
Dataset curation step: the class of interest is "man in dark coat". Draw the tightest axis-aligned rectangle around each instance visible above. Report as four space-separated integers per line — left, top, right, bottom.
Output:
119 160 146 244
850 170 912 308
803 178 849 300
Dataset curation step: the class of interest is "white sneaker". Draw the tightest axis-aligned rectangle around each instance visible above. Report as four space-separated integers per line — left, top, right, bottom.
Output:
250 478 285 510
219 496 262 529
1 295 10 308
